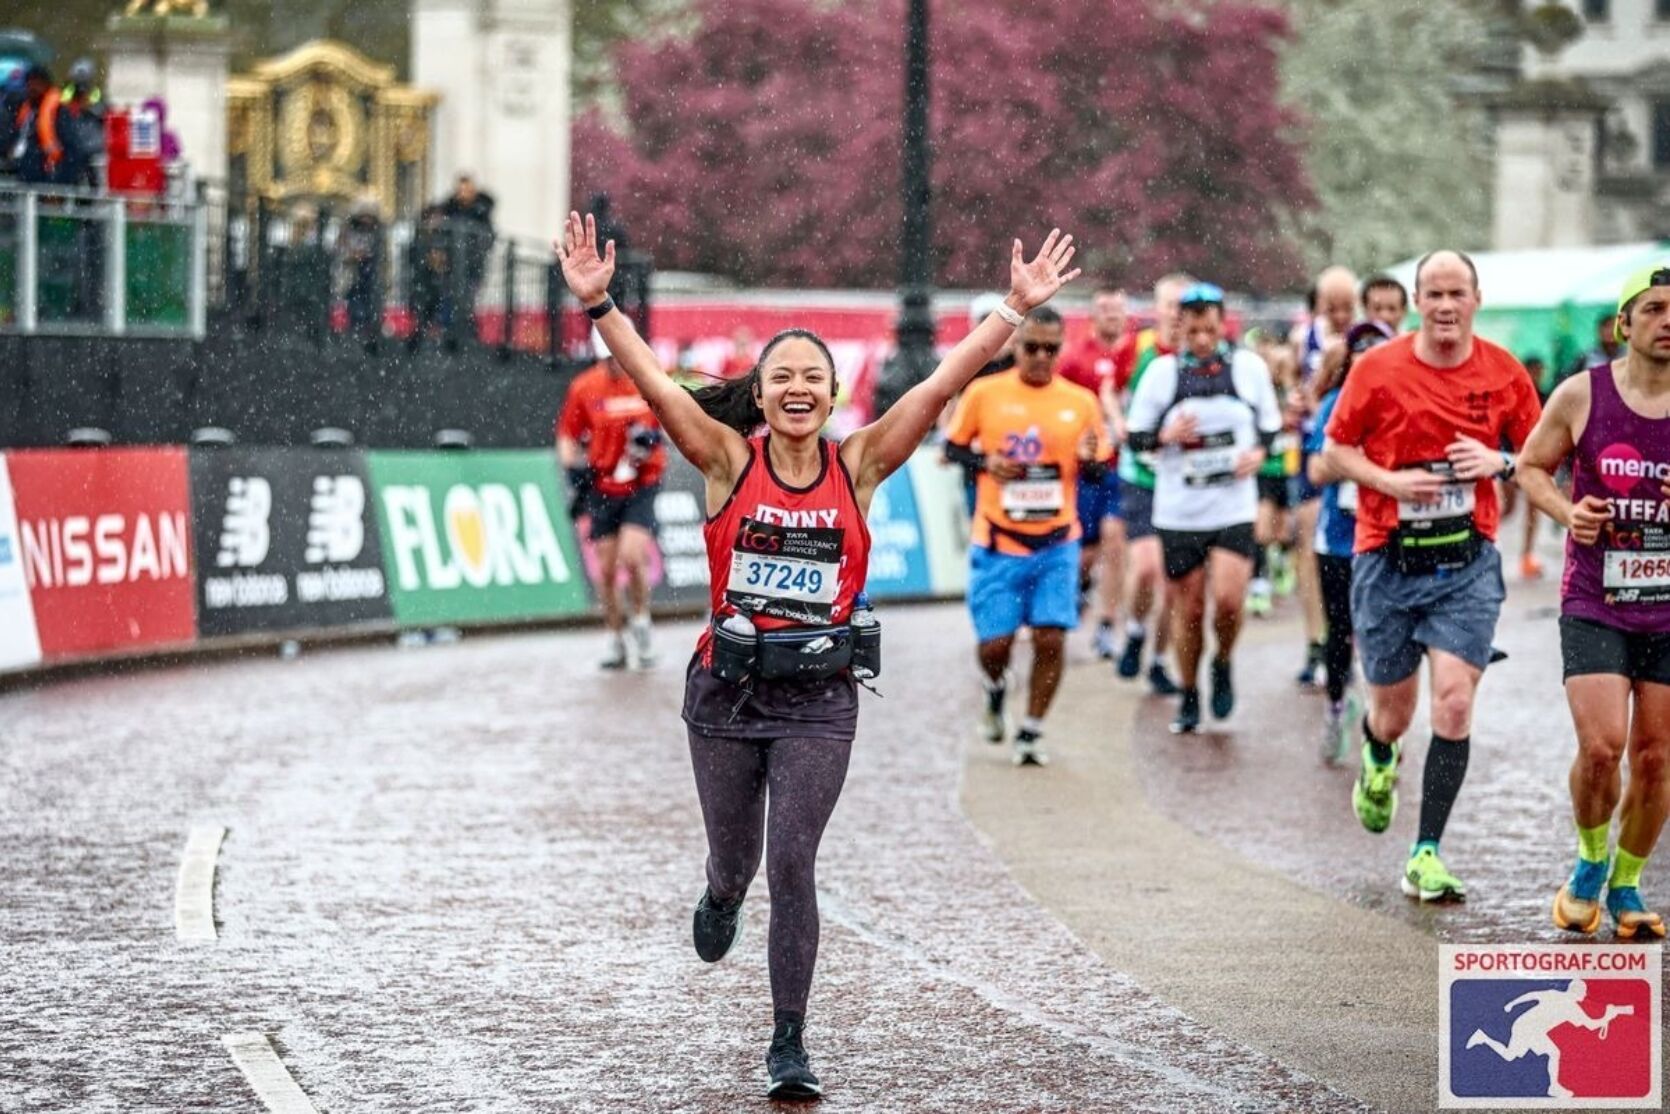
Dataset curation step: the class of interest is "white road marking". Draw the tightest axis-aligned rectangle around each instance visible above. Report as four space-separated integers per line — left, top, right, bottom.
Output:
222 1033 319 1114
174 824 226 944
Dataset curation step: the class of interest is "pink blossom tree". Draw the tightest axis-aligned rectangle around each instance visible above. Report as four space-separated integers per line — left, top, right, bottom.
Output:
574 0 1313 293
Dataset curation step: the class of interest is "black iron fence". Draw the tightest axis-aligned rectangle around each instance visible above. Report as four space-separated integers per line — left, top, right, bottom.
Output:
209 187 653 363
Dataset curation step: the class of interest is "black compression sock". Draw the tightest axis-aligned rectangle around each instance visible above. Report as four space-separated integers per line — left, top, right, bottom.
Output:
774 1009 805 1029
1418 734 1471 846
1253 545 1267 579
1364 719 1395 766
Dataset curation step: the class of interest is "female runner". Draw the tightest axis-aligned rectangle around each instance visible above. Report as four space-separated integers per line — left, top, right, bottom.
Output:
556 211 1079 1099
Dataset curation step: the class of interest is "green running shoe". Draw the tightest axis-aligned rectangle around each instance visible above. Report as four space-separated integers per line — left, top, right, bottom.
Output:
1271 546 1297 597
1351 740 1400 833
1402 844 1467 903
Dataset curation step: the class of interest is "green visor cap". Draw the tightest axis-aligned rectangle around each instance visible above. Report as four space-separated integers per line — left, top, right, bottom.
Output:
1615 262 1670 342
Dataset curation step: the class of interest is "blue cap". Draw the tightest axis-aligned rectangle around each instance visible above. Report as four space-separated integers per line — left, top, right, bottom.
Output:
1179 282 1225 309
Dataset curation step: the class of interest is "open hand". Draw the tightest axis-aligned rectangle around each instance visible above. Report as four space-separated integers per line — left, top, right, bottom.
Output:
1008 229 1082 312
985 451 1026 481
1384 468 1447 504
1234 448 1266 479
554 211 615 307
1446 435 1501 482
1567 494 1612 546
1159 413 1199 447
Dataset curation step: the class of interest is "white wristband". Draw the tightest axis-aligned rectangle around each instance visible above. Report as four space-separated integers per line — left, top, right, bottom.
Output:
992 301 1025 328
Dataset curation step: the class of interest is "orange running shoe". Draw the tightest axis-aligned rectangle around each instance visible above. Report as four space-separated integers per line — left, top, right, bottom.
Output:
1520 554 1544 580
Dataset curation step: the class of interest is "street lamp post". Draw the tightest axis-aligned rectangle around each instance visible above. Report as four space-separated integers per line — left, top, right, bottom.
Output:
877 0 935 415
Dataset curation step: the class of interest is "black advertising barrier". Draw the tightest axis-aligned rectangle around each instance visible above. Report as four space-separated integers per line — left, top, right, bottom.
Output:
189 447 392 637
647 454 712 612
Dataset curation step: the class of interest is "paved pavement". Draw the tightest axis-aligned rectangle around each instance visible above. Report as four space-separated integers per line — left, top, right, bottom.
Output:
962 552 1670 1112
1 615 1354 1112
2 528 1663 1112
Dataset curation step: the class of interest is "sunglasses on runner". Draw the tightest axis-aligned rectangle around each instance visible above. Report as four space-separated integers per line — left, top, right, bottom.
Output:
1022 341 1061 356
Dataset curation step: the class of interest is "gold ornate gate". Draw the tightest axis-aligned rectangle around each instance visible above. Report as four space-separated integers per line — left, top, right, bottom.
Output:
226 40 436 220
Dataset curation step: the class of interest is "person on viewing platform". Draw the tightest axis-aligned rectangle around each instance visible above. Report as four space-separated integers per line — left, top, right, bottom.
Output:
0 69 23 178
342 198 384 354
58 59 104 190
441 174 495 328
407 205 454 353
12 66 63 185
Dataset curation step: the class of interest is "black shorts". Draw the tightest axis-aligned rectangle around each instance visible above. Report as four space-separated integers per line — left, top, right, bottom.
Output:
1117 482 1156 541
1257 475 1295 509
1560 616 1670 685
587 484 659 541
1158 523 1259 581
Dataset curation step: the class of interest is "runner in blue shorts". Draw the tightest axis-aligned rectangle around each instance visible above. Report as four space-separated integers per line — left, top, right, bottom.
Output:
947 306 1112 765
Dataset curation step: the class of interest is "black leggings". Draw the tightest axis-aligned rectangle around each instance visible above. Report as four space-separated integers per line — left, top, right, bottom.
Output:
687 729 853 1018
1318 553 1355 704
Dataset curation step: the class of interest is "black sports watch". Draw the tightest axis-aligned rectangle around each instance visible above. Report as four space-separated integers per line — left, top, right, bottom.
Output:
1497 451 1517 481
585 295 616 320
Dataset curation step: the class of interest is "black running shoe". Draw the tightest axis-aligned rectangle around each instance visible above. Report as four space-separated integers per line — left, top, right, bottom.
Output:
1170 688 1201 734
692 887 745 963
1296 640 1325 689
1210 657 1234 720
1117 631 1145 679
1148 661 1181 697
766 1019 822 1100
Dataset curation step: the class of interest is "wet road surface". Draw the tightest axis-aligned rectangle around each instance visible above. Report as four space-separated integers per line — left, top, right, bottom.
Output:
1129 576 1670 946
0 617 1357 1112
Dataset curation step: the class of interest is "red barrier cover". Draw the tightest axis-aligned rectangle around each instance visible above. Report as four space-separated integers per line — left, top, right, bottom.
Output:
6 448 197 658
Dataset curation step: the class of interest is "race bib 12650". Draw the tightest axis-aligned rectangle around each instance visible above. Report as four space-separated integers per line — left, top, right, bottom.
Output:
1604 527 1670 604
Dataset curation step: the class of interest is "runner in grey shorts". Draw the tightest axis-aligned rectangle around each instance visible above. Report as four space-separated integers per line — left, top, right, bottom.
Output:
1351 546 1505 686
1320 250 1542 906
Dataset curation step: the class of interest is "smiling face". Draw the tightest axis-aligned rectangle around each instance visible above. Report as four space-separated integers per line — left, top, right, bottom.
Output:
1415 253 1480 350
754 336 836 438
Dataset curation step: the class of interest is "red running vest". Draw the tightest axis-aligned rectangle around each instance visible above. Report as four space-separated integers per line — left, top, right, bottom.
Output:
697 436 871 662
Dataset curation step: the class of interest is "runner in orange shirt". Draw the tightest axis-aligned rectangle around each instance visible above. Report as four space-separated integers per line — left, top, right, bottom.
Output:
945 305 1112 765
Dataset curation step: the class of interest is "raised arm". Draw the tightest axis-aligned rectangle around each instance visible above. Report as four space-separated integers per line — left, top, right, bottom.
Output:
842 231 1081 497
555 212 747 481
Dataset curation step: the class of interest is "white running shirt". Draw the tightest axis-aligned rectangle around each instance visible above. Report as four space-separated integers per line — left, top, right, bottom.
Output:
1125 348 1282 532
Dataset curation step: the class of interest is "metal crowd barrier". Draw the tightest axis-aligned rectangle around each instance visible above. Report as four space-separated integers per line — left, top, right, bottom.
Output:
0 184 207 340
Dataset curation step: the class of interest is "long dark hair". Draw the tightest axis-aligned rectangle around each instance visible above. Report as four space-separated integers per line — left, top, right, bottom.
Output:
688 328 838 436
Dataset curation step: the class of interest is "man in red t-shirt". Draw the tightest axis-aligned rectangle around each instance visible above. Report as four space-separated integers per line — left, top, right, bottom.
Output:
1322 250 1541 903
1057 286 1135 658
558 330 669 669
720 326 756 380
